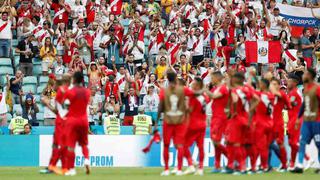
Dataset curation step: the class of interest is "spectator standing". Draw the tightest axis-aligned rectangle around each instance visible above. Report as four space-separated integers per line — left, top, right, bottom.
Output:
143 85 159 124
88 86 103 125
106 35 122 69
0 74 9 126
15 34 34 76
88 61 102 90
9 70 23 104
20 93 39 126
78 28 93 65
133 106 152 135
71 0 87 28
0 11 13 57
40 37 57 75
300 28 314 68
123 81 140 126
42 77 56 126
104 74 121 104
49 0 71 27
52 55 66 79
8 109 28 135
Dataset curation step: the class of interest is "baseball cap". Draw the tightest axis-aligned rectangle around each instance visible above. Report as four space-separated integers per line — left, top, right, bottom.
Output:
138 105 145 112
26 93 33 101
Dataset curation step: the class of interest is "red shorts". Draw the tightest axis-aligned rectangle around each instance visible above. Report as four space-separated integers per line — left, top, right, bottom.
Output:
225 118 244 144
210 118 227 142
65 119 89 148
255 126 273 151
123 116 133 126
243 124 256 144
163 122 187 146
184 128 206 148
53 121 63 145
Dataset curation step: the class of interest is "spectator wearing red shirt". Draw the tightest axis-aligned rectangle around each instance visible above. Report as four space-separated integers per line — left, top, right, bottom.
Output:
231 57 246 73
50 0 71 26
216 38 236 68
104 74 121 104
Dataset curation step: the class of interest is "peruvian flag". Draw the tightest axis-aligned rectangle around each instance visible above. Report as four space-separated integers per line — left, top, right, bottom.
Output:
166 42 180 65
245 41 281 64
110 0 122 15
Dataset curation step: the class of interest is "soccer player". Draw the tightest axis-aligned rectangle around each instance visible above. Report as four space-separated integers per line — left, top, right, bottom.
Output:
63 72 91 176
40 74 71 175
255 79 275 172
224 73 259 174
269 78 291 171
133 106 153 135
206 71 229 172
287 74 303 170
183 77 209 176
156 70 196 176
291 68 320 174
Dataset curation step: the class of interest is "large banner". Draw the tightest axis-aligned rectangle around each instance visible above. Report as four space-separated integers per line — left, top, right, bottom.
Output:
39 135 319 168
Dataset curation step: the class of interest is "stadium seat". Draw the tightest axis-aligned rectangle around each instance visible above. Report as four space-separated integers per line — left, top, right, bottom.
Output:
84 75 89 84
37 85 46 94
161 19 166 26
14 56 19 67
33 58 42 65
34 95 41 103
120 19 130 27
0 67 14 75
12 39 18 47
144 29 150 37
36 113 44 121
0 58 12 67
23 76 37 85
37 104 44 113
6 113 12 122
22 84 36 94
39 76 49 85
32 65 42 76
13 104 22 114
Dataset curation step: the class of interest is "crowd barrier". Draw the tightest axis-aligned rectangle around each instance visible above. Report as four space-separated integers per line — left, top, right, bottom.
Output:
0 131 319 167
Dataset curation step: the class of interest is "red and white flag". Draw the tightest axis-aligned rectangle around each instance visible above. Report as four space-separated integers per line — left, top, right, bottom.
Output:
245 41 281 64
166 42 180 65
110 0 122 15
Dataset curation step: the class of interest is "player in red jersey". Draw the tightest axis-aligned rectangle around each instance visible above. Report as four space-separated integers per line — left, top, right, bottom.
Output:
254 79 275 172
63 72 91 176
270 78 292 171
182 77 210 176
206 71 229 172
224 73 259 174
40 74 71 175
156 71 196 176
287 75 303 170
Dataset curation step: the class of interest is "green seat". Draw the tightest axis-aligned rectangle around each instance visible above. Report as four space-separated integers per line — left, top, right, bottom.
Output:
33 58 42 65
120 19 130 27
37 85 46 94
22 84 36 94
32 65 42 76
0 67 14 75
39 76 49 85
0 58 12 67
13 104 22 114
6 113 12 122
14 56 19 67
36 113 44 121
37 104 44 113
12 39 18 47
23 76 37 85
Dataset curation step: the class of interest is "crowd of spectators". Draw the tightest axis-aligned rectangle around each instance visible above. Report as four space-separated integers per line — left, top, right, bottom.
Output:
0 0 319 134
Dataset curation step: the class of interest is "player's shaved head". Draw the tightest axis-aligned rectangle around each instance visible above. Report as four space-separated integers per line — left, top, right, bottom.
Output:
211 71 223 84
270 77 280 85
167 70 177 83
232 72 245 86
62 73 72 85
73 71 84 85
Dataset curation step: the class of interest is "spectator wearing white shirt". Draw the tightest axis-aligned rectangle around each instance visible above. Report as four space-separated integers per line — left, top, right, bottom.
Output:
190 28 204 66
0 74 9 126
0 11 13 57
71 0 87 28
142 85 159 124
88 86 103 125
128 31 145 67
53 55 66 79
269 7 283 38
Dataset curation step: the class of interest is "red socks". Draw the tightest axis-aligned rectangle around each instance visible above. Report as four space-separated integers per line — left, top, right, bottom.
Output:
66 149 76 169
177 146 184 171
184 147 193 167
49 146 60 167
163 145 169 170
279 145 287 168
214 144 227 169
81 145 89 159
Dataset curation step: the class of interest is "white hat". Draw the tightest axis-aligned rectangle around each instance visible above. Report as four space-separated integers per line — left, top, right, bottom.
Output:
138 105 145 112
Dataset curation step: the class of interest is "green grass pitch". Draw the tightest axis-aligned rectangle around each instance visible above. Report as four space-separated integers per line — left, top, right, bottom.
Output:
0 167 319 180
